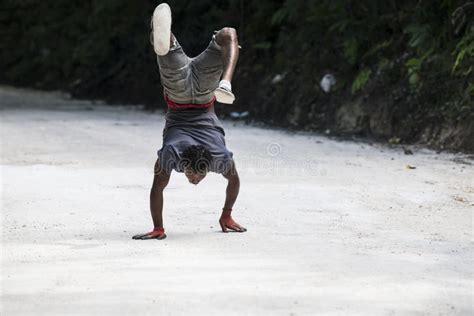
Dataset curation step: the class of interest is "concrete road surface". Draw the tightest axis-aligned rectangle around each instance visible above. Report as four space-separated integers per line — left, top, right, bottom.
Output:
1 86 473 315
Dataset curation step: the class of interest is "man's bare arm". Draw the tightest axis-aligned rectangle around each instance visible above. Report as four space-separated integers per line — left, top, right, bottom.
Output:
133 159 171 240
220 161 246 232
222 161 240 211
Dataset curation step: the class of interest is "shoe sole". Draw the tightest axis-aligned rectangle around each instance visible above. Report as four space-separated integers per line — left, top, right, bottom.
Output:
152 3 172 56
215 87 235 104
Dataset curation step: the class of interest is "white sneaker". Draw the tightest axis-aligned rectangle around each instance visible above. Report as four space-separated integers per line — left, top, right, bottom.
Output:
151 3 172 56
215 81 235 104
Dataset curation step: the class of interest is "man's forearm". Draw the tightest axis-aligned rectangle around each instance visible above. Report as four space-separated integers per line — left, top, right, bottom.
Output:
150 163 170 228
223 176 239 211
150 188 165 228
219 164 246 232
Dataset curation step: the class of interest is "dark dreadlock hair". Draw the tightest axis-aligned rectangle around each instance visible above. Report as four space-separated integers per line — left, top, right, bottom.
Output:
180 145 213 173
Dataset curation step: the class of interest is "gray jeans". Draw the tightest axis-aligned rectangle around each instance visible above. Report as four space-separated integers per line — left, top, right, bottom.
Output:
157 35 223 104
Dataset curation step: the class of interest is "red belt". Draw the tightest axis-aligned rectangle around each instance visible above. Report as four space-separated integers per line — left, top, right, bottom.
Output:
165 94 215 109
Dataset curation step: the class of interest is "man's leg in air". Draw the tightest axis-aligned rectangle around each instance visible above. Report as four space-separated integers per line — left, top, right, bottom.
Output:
133 159 171 240
220 162 247 232
191 27 240 104
215 28 239 84
214 27 240 104
151 3 172 56
151 3 190 103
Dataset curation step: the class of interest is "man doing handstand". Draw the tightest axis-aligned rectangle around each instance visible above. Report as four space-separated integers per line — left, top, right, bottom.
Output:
133 3 246 240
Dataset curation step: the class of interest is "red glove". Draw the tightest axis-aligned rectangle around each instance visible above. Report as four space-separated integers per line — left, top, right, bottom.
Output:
219 209 247 233
132 227 166 240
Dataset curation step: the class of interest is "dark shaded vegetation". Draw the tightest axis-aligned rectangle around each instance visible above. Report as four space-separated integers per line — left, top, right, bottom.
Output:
1 0 473 151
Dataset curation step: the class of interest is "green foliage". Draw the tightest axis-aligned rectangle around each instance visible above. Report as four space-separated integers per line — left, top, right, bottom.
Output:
351 68 372 94
404 24 434 50
343 38 359 66
405 58 422 88
253 41 272 50
361 40 392 61
465 82 474 101
1 0 473 150
452 27 474 73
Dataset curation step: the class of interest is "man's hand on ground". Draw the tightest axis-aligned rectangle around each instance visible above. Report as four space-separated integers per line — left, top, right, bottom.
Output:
132 227 166 240
219 210 247 233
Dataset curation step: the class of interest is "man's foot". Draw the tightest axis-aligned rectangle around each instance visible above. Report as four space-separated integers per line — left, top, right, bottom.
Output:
132 227 167 240
151 3 172 56
219 209 247 232
214 80 235 104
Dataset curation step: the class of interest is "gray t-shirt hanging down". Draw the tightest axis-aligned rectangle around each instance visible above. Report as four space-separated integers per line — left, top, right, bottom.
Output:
157 108 234 174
